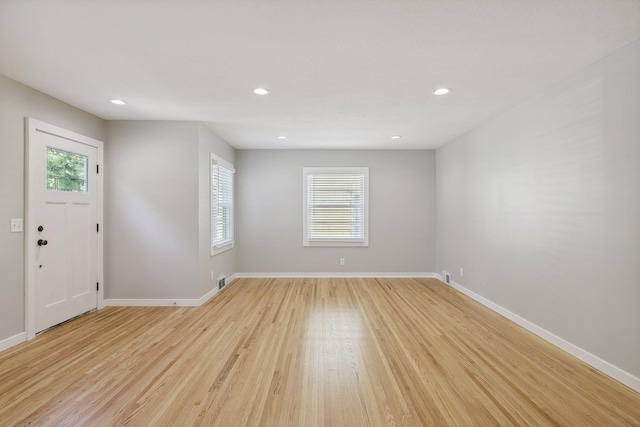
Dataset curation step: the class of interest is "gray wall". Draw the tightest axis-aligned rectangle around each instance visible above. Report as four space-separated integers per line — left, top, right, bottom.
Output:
198 124 237 296
106 121 201 299
105 121 237 300
436 40 640 378
0 74 106 342
236 150 436 273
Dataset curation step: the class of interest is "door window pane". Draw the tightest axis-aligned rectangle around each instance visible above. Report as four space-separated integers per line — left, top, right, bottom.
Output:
46 147 88 192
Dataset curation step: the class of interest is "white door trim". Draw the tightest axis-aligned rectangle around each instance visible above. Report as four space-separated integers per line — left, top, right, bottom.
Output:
25 118 104 339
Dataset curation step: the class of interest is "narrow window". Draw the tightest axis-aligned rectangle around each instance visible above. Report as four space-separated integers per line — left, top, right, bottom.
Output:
303 167 369 247
211 154 235 255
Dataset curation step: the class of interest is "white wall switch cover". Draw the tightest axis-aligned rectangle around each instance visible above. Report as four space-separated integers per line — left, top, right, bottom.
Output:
10 219 23 233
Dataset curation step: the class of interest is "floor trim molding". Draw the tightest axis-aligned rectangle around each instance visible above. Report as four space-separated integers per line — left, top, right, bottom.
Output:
235 272 438 279
105 274 238 307
105 298 202 307
441 277 640 393
0 332 26 353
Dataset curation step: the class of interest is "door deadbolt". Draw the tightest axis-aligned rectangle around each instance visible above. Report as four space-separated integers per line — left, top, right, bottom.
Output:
37 239 48 246
38 226 44 232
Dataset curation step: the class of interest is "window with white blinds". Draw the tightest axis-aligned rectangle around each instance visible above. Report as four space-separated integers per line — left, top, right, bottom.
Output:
211 154 235 255
303 167 369 247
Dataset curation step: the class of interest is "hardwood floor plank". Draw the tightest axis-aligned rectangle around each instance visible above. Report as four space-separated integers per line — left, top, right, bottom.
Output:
1 278 639 426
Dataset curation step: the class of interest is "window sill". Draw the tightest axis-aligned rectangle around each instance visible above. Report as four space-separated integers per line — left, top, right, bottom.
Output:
211 242 234 256
303 240 368 248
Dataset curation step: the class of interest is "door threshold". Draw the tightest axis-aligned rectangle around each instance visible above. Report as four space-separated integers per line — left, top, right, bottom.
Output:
36 309 98 336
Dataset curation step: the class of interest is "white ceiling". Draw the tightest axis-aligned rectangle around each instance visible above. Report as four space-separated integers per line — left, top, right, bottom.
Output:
1 0 639 150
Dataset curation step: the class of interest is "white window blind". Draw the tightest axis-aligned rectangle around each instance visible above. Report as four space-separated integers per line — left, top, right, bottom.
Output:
303 167 369 247
211 154 235 255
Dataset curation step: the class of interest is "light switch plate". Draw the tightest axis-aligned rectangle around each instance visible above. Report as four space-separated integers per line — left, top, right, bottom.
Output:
10 219 23 233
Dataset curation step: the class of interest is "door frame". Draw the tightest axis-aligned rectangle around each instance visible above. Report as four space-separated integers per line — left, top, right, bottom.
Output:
24 118 104 340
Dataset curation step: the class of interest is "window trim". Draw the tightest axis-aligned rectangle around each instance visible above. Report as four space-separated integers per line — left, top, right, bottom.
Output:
302 166 369 247
211 153 235 256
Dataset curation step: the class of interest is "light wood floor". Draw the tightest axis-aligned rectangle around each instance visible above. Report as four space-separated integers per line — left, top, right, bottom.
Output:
1 278 639 426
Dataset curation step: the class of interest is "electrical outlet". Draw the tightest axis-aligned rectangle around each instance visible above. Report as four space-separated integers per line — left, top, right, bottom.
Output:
10 219 23 233
340 258 345 266
460 268 464 277
210 271 214 281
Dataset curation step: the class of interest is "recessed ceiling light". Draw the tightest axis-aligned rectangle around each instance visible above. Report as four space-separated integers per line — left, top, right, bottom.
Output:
434 88 450 96
253 88 270 95
278 135 287 139
391 135 402 139
110 99 126 105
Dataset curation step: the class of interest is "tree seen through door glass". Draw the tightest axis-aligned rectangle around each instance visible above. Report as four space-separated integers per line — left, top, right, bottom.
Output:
46 147 88 192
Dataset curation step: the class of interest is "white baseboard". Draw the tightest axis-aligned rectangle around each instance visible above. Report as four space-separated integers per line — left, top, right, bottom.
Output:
235 272 438 279
104 298 202 307
0 332 26 353
105 274 238 307
197 286 220 306
441 278 640 393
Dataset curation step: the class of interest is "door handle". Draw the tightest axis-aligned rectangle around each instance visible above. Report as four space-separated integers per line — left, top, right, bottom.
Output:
37 239 48 246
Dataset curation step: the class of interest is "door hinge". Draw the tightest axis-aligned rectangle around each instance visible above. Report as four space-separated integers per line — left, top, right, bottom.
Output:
97 223 99 232
97 282 99 291
97 164 99 174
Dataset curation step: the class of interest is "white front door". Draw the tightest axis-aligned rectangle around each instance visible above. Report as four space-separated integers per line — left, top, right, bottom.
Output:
26 119 103 336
